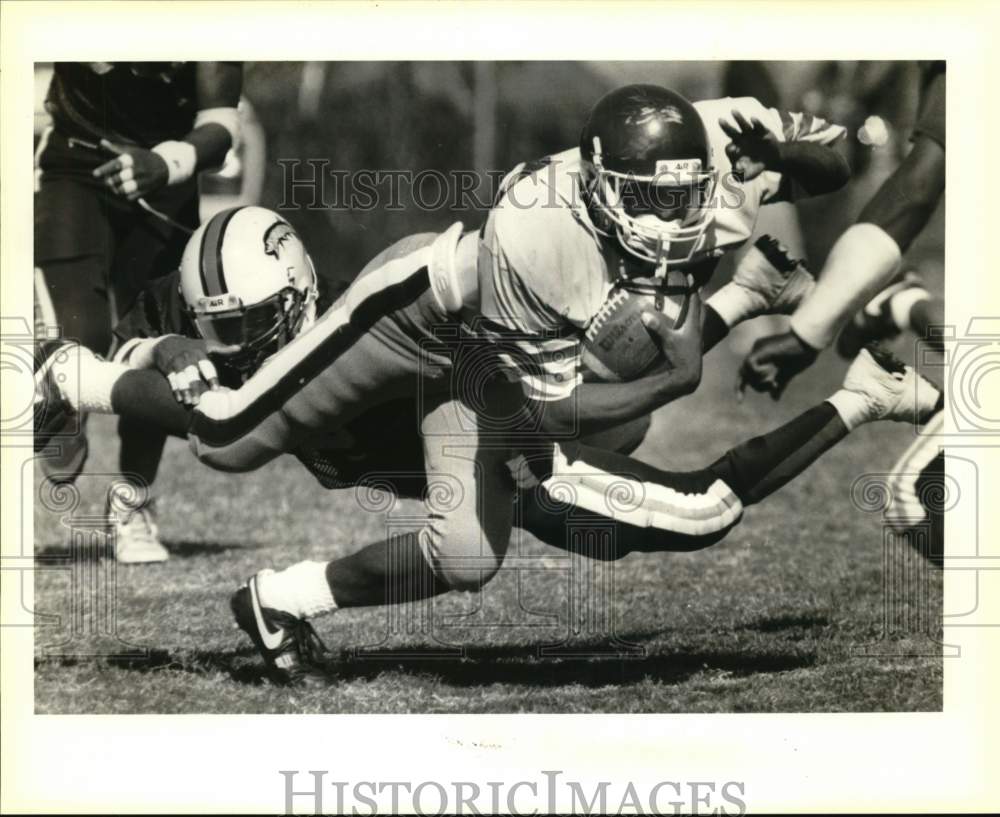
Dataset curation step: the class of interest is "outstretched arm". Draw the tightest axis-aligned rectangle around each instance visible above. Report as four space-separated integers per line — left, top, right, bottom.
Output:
739 132 945 398
721 110 850 198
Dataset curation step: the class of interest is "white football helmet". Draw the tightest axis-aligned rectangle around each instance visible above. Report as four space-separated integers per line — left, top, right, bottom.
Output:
179 206 318 373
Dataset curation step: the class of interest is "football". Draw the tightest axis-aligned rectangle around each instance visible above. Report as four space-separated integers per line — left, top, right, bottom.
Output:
583 284 688 382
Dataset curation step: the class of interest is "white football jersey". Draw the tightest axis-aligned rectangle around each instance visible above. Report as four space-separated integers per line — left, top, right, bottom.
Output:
472 97 844 403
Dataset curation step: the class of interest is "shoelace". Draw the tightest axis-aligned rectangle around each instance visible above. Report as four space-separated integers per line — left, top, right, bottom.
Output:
119 507 160 546
293 619 332 667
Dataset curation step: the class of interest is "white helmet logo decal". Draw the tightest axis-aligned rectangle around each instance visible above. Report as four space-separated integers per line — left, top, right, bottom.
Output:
263 221 295 259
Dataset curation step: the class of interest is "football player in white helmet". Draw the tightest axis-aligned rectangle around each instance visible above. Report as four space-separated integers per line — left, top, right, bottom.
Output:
111 205 319 405
34 205 318 563
177 206 319 377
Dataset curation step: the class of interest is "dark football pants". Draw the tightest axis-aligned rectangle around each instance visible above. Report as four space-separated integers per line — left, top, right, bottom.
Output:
35 129 199 355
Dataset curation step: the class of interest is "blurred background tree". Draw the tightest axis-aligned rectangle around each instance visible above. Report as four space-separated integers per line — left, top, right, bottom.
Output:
34 61 939 303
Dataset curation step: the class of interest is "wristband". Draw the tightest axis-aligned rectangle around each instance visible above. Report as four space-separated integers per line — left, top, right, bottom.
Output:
152 141 197 185
194 106 242 152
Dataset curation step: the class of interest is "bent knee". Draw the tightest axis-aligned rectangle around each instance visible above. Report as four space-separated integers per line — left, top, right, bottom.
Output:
431 560 502 592
419 517 508 592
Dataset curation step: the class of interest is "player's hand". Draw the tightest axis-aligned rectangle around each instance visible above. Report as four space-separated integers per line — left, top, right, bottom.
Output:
92 139 169 201
641 291 704 391
737 329 818 401
729 235 816 319
151 335 220 406
720 110 781 182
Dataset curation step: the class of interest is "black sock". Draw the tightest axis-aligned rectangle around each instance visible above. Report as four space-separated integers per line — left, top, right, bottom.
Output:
118 416 168 485
708 402 848 505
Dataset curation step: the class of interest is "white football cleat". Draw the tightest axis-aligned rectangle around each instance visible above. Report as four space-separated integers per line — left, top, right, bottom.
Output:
108 497 169 564
841 346 941 425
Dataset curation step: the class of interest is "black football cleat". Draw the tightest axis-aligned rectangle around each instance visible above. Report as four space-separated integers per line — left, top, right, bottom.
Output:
230 570 331 687
34 343 89 484
34 344 76 451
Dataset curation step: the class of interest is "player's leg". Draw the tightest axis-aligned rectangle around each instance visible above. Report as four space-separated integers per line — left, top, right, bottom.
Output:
837 272 945 358
103 181 199 563
883 411 945 565
34 166 118 486
855 134 945 252
788 69 945 354
35 173 118 353
521 347 942 559
110 417 171 563
856 63 945 251
232 386 517 685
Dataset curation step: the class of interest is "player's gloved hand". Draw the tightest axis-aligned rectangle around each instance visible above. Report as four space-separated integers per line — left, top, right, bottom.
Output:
737 329 819 401
641 291 704 392
92 139 169 201
719 110 781 182
151 335 220 406
730 235 816 318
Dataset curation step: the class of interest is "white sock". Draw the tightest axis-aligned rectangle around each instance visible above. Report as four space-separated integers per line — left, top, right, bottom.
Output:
45 344 128 413
258 560 337 619
826 390 872 431
791 223 902 349
888 287 931 332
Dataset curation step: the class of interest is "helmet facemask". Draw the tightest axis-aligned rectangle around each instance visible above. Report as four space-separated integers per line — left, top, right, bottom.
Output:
178 205 321 378
189 283 316 375
588 136 717 275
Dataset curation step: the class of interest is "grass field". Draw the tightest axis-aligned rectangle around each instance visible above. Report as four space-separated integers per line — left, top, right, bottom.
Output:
32 175 946 714
31 273 945 713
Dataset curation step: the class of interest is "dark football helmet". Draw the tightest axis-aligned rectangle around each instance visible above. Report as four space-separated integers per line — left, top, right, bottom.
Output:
580 84 716 273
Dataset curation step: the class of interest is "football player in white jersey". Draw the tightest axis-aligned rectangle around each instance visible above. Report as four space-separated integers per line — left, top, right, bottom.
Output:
473 84 850 425
35 86 941 685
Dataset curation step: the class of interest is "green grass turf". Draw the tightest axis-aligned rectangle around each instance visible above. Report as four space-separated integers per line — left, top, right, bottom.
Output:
31 320 944 714
33 193 946 713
